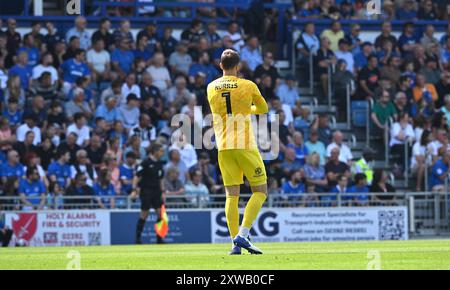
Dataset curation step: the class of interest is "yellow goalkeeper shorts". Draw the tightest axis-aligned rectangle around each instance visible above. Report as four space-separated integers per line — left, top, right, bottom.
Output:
218 149 267 187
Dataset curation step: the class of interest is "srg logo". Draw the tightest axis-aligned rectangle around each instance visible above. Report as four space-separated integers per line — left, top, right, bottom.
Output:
66 0 82 15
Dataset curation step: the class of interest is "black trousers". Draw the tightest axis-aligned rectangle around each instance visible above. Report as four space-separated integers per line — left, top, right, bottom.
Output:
0 229 13 247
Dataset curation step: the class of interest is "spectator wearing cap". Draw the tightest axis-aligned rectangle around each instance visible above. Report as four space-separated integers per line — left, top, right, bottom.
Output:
95 95 119 124
16 113 41 146
118 94 141 130
188 51 219 84
169 41 193 76
320 21 344 52
32 53 58 85
67 113 90 147
111 39 135 79
276 74 300 107
120 73 141 106
254 52 279 89
66 16 91 50
334 38 354 73
87 38 111 82
146 52 171 97
240 36 263 71
306 130 327 166
65 87 92 121
8 51 32 90
91 18 115 52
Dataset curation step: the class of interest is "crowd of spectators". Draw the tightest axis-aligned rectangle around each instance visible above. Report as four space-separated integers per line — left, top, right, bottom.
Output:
0 0 449 211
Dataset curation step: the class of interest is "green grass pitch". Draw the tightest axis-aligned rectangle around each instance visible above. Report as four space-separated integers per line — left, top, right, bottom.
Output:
1 240 450 270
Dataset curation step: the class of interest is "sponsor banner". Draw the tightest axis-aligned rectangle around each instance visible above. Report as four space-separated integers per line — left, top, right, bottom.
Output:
211 207 408 243
5 211 111 247
111 211 211 244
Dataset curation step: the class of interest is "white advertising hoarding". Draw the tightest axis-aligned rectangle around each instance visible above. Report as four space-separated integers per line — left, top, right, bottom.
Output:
211 207 408 243
5 211 111 247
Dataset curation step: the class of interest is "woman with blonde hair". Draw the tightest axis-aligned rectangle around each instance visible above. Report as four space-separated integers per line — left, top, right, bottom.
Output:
4 75 25 108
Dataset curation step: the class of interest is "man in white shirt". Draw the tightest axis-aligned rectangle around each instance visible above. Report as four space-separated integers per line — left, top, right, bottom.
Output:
16 113 42 145
32 53 58 85
334 39 355 73
146 52 171 97
326 131 353 165
121 73 141 106
67 113 91 147
87 38 111 81
223 21 245 52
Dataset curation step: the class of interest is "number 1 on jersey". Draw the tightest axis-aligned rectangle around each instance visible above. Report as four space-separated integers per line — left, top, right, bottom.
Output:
222 92 232 115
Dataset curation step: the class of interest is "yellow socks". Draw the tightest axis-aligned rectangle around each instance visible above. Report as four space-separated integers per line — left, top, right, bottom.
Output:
241 192 267 231
225 195 239 239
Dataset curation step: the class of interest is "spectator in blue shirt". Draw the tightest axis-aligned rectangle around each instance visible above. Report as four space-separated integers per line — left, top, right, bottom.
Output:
65 16 91 50
430 152 450 192
326 174 350 206
95 95 119 125
276 74 300 107
3 98 23 128
287 132 309 167
17 34 40 68
8 52 32 90
134 35 154 63
0 150 24 183
19 167 46 210
440 24 450 46
396 0 417 20
188 52 219 85
93 168 117 209
48 150 72 189
281 170 305 205
119 152 137 195
111 39 135 79
398 22 418 57
354 42 375 71
61 49 91 93
348 173 370 206
240 36 263 71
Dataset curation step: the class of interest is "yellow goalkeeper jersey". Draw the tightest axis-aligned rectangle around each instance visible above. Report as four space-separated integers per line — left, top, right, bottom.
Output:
207 75 268 151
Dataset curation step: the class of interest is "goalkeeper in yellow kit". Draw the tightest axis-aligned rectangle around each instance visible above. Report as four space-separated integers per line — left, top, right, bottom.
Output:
207 49 269 255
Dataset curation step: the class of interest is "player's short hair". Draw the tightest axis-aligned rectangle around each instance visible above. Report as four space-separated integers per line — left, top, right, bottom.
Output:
220 49 240 70
148 142 164 154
